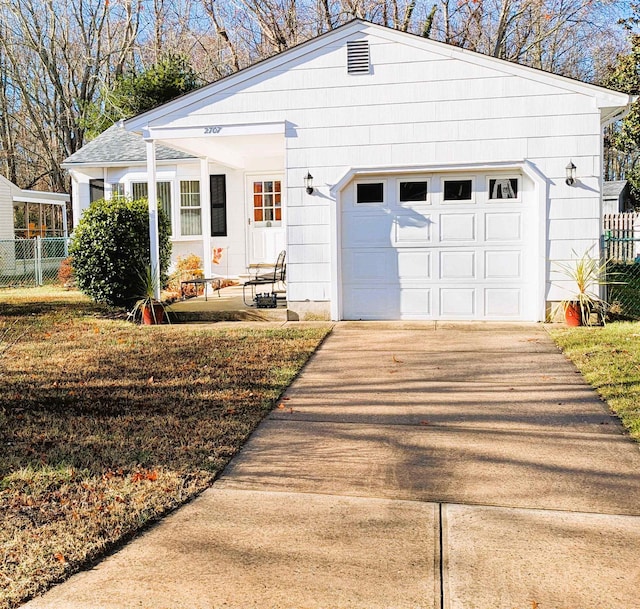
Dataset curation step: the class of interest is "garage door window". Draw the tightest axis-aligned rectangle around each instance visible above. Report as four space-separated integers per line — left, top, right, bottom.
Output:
356 182 385 204
444 179 473 201
399 180 429 204
489 178 519 200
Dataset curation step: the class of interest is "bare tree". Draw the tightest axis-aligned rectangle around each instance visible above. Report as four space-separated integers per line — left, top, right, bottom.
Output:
0 0 630 195
0 0 140 191
428 0 625 79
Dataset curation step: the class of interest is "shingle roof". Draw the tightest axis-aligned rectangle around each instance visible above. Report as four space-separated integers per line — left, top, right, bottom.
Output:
62 123 196 166
603 180 628 199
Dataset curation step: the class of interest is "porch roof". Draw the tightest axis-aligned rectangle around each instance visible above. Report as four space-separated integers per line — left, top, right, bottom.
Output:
61 123 196 167
136 122 287 170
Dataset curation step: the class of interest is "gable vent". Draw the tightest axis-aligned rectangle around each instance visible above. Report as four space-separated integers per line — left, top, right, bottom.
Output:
347 40 370 74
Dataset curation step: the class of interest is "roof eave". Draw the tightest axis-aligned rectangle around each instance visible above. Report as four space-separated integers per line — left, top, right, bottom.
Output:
61 158 200 170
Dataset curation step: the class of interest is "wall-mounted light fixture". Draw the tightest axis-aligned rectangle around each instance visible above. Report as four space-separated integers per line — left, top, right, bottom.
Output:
565 161 576 186
304 171 314 195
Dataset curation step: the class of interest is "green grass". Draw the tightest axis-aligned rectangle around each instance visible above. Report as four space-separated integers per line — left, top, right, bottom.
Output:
0 287 332 608
549 321 640 441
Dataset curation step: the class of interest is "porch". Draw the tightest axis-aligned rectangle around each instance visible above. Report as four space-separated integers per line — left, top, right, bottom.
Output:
166 284 289 323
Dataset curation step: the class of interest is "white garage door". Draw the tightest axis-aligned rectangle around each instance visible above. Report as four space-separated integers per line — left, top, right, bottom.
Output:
341 173 536 320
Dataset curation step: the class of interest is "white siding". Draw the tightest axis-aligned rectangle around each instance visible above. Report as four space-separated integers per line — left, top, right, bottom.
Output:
71 162 254 277
0 178 13 240
119 21 624 317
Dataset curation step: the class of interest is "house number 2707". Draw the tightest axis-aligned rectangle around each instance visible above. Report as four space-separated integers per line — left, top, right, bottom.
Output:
204 126 222 134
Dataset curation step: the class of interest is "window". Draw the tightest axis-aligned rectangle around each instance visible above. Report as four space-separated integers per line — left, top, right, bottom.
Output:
111 183 124 197
356 182 384 204
130 182 171 234
13 202 65 258
131 182 148 200
253 180 281 225
157 182 172 235
28 203 40 236
210 175 227 236
180 180 201 236
89 179 105 203
399 180 429 204
13 203 26 239
489 178 519 200
443 179 473 201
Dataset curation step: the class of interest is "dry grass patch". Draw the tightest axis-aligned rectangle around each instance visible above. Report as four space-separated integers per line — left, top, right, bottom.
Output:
549 321 640 442
0 288 331 608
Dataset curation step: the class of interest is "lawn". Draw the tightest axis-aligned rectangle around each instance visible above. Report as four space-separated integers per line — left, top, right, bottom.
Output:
0 287 332 609
549 321 640 442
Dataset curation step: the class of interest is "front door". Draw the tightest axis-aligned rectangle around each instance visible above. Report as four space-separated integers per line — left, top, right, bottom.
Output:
247 175 286 263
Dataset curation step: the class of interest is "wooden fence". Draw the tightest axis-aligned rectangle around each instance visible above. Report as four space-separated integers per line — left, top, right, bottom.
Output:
603 212 639 262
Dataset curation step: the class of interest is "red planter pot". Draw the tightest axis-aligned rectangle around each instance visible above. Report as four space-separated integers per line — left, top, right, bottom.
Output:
564 302 582 327
142 303 165 325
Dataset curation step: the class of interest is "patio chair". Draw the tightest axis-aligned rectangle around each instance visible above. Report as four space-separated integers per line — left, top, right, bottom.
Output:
242 250 286 306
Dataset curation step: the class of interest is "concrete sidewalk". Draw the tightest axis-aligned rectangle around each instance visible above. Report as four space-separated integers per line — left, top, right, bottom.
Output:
23 322 640 609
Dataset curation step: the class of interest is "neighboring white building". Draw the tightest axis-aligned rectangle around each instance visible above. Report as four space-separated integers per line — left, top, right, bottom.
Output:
602 180 632 215
0 174 69 278
63 19 633 321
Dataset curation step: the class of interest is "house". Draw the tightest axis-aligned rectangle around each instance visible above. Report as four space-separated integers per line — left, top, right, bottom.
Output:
0 173 69 278
602 180 632 215
63 19 633 321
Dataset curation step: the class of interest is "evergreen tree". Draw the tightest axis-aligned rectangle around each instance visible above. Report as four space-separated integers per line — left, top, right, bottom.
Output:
85 54 199 138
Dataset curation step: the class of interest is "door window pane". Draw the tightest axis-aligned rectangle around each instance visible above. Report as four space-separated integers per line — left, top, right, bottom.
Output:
356 182 384 204
253 180 282 225
489 178 518 200
399 181 428 203
443 179 473 201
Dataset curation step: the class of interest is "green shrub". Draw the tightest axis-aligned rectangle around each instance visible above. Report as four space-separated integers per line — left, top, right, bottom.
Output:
70 197 171 307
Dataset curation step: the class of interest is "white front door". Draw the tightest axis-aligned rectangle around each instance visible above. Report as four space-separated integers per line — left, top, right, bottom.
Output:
246 175 286 264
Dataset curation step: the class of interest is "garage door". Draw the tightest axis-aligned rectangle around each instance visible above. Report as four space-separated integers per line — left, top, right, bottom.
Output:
341 172 536 320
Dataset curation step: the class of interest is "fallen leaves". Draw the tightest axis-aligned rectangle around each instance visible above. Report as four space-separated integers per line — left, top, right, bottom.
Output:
0 292 331 609
131 470 158 483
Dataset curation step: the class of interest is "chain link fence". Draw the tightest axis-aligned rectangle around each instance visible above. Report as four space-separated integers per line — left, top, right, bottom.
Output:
602 232 640 320
0 237 70 288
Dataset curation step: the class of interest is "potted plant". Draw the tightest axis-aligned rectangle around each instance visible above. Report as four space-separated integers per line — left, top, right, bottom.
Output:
554 249 610 326
130 265 169 325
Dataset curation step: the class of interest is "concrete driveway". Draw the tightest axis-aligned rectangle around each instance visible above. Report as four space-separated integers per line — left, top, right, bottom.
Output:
23 322 640 609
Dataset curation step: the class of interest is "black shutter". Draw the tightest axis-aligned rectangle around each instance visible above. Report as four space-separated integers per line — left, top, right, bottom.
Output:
210 174 227 237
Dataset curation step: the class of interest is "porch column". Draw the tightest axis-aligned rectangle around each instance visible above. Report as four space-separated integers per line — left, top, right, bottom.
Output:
145 138 161 300
200 158 212 278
